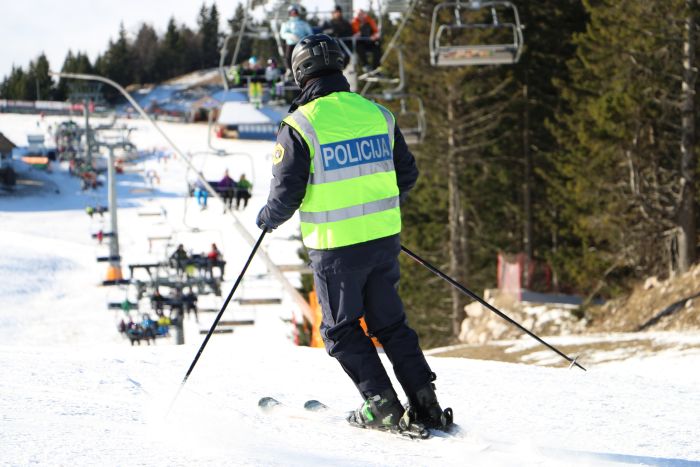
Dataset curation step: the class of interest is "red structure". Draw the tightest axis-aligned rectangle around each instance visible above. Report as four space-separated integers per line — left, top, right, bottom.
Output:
497 253 552 299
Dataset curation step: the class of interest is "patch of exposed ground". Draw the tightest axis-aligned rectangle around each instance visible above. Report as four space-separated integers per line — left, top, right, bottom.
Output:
586 264 700 332
428 333 700 368
455 264 700 363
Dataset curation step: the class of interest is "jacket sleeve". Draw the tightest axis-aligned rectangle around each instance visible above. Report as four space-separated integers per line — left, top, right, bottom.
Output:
279 22 292 42
392 122 419 203
368 17 379 35
257 123 310 229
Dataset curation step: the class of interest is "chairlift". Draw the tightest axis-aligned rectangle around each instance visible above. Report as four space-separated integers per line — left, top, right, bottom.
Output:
399 98 426 145
219 0 282 90
368 92 426 145
429 0 523 67
358 47 406 96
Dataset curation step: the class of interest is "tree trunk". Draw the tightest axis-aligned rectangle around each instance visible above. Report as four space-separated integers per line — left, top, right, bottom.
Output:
679 0 697 272
522 81 533 288
447 81 466 338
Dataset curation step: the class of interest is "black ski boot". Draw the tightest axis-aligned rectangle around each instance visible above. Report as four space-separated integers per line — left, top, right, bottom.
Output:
407 378 454 430
347 388 430 439
347 388 405 430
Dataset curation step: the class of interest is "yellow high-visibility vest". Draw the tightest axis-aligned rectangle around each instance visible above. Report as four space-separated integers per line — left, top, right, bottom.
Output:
283 91 400 249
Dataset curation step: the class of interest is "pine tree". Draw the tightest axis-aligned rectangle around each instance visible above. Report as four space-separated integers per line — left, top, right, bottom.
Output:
551 0 697 295
97 23 134 101
0 66 30 99
226 4 254 66
174 24 202 75
513 1 587 291
133 24 160 84
155 18 183 79
0 53 55 100
26 54 53 100
198 3 220 68
55 51 77 101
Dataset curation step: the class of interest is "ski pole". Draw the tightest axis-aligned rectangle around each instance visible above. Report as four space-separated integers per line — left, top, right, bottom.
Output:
182 227 267 384
400 245 586 371
168 228 268 414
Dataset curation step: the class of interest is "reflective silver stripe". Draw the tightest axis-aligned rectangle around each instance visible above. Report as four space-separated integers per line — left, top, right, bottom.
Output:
299 196 399 224
375 104 396 147
287 111 321 162
309 160 395 184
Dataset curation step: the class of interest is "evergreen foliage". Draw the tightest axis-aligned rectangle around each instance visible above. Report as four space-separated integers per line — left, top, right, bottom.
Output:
199 4 221 68
549 0 698 294
0 2 269 101
55 51 94 101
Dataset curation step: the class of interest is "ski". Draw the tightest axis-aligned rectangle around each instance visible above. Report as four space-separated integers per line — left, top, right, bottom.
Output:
260 397 427 439
260 397 489 449
258 396 341 424
303 399 328 412
258 396 283 412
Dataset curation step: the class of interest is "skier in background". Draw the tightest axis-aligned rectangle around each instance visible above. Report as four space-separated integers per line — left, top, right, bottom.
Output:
256 34 452 436
352 9 381 72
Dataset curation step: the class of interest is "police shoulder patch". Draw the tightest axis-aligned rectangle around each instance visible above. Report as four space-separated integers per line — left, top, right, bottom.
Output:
272 143 285 165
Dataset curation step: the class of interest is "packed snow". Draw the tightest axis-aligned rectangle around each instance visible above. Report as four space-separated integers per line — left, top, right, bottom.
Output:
1 113 699 466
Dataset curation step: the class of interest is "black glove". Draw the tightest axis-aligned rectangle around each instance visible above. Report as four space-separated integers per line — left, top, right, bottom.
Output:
256 207 275 231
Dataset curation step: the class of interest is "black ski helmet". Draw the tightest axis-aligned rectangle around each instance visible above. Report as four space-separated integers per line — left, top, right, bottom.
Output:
290 34 345 87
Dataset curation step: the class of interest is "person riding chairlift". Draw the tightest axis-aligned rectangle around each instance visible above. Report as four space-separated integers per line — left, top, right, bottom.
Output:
279 5 313 74
352 9 381 73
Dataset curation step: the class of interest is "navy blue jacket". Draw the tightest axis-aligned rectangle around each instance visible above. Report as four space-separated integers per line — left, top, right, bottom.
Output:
257 72 419 269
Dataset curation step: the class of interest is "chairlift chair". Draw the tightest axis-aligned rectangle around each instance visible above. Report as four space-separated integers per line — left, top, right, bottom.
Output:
220 0 284 89
381 0 414 14
266 0 296 19
397 94 426 145
245 23 274 41
429 0 523 67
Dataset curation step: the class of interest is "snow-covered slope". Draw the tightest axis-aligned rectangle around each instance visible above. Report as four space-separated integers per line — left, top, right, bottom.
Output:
1 114 699 466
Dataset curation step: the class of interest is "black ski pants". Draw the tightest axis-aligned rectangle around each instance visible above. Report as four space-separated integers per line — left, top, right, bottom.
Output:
313 255 433 399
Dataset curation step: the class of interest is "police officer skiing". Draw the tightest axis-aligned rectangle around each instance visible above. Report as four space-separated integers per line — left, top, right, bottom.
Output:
256 34 452 435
